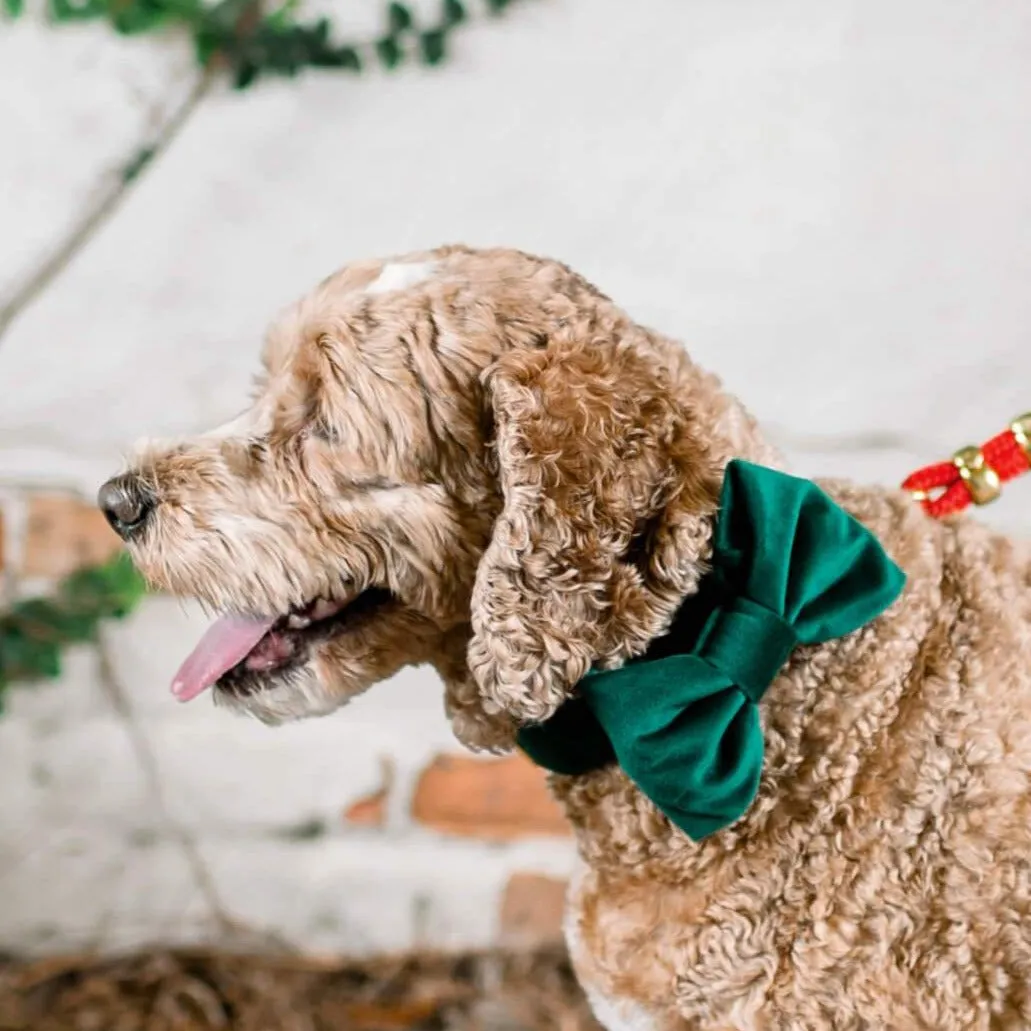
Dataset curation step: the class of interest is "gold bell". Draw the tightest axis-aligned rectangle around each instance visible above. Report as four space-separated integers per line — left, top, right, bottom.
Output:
952 445 1002 506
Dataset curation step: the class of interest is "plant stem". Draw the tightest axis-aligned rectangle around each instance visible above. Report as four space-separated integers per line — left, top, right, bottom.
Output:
0 68 215 347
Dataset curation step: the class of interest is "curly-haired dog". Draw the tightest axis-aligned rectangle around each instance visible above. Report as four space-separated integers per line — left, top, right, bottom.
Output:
99 246 1031 1030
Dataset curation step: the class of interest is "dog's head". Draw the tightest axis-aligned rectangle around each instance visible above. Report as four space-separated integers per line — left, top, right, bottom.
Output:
101 246 764 749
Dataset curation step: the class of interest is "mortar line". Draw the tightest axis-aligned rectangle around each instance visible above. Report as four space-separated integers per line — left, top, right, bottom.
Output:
0 479 91 500
766 425 935 455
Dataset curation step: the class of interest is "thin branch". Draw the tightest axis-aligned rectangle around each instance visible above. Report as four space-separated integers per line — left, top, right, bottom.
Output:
96 633 299 953
0 68 215 346
0 0 536 346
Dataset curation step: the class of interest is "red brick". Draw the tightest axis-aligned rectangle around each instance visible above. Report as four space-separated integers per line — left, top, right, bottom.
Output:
22 493 121 579
411 753 570 841
499 873 569 944
344 787 388 828
344 759 394 830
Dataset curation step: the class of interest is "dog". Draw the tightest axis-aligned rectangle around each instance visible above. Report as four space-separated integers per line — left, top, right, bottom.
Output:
99 246 1031 1030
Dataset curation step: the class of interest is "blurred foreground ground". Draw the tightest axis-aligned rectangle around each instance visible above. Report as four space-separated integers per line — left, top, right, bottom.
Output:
0 945 600 1031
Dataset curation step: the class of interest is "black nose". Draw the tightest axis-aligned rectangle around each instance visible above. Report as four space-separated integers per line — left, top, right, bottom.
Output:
97 474 155 538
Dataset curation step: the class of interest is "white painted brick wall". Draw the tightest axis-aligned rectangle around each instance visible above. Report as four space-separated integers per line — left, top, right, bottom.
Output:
0 598 578 954
2 0 1031 956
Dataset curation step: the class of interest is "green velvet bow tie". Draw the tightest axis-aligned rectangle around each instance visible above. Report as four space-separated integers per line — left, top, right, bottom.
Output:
517 459 906 841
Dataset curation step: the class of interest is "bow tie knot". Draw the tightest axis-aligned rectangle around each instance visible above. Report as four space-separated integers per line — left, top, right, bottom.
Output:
695 596 798 706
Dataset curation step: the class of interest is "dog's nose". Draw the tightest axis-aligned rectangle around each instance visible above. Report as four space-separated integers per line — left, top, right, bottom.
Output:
97 474 155 538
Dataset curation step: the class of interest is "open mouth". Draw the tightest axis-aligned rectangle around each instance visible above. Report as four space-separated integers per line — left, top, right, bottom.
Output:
170 587 394 701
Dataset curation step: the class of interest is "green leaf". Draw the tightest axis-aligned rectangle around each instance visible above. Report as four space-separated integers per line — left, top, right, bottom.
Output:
193 18 232 67
312 43 361 71
483 0 511 12
331 44 362 71
419 27 447 65
387 1 412 33
33 0 476 83
205 0 253 31
441 0 464 27
112 5 166 33
3 0 25 19
0 552 147 692
7 599 97 645
0 628 63 683
264 0 298 29
375 33 403 69
60 552 148 620
110 0 175 34
32 645 63 681
311 16 329 44
159 0 203 18
233 58 259 88
49 0 108 22
102 559 149 616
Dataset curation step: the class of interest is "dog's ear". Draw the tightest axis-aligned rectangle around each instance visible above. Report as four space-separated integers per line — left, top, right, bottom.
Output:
466 326 722 739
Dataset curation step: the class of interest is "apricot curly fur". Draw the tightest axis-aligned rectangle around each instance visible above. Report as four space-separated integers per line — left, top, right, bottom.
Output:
113 246 1031 1029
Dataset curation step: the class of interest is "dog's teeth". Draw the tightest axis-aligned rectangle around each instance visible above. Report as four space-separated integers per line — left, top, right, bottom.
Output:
287 614 312 629
310 598 344 621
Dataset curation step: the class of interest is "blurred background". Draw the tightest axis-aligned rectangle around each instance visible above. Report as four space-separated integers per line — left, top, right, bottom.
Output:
1 0 1030 1026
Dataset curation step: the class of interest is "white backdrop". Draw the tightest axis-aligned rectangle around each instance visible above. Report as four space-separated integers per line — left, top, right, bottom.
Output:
1 0 1029 954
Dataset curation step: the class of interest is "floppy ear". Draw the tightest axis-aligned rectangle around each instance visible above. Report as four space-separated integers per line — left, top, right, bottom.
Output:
466 326 723 739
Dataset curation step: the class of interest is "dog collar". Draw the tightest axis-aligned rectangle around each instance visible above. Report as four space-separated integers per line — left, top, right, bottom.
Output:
517 459 906 841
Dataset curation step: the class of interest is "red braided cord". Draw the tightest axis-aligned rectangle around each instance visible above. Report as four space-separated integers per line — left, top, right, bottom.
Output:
924 482 972 519
901 461 956 495
983 429 1029 480
902 417 1031 518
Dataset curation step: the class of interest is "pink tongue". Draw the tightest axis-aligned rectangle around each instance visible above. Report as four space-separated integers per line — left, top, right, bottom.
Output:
171 614 278 702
